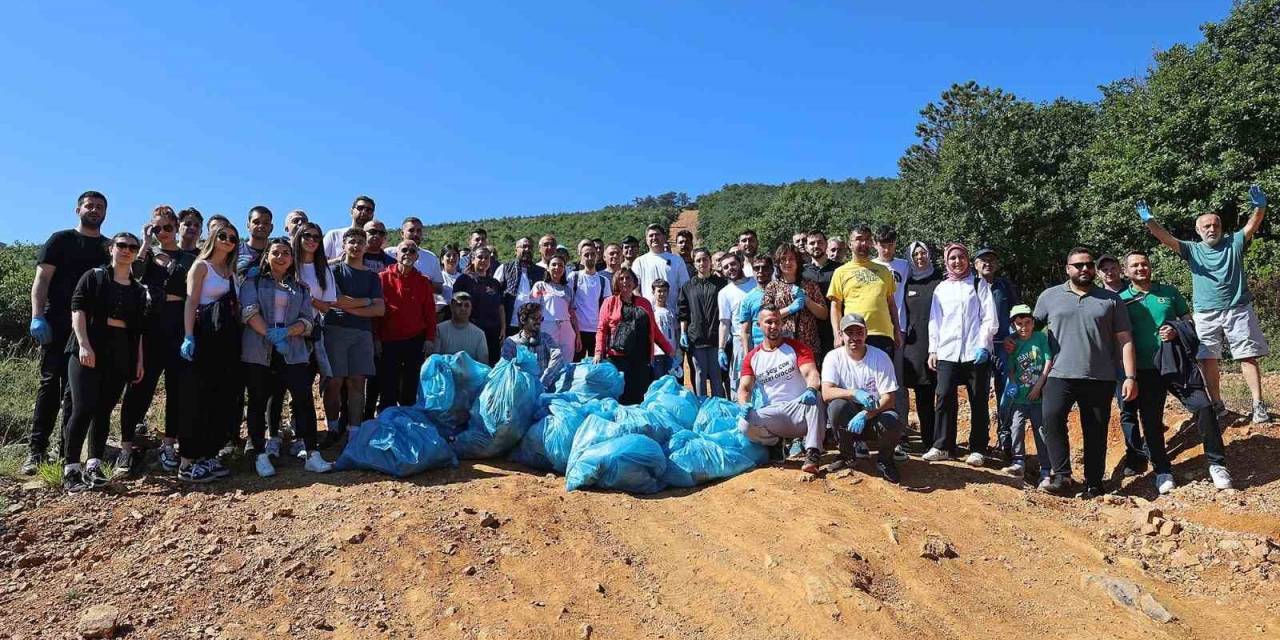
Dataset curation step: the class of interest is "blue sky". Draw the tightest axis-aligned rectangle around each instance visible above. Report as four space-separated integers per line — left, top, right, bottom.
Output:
0 1 1228 243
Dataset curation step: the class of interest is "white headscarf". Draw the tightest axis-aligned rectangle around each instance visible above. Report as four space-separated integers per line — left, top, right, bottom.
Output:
907 241 935 280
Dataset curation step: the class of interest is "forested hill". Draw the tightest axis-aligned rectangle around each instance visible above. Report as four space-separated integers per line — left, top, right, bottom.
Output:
416 178 897 260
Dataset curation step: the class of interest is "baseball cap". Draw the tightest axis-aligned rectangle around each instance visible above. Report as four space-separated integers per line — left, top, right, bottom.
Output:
1009 304 1033 321
974 247 998 259
839 313 867 333
451 291 472 302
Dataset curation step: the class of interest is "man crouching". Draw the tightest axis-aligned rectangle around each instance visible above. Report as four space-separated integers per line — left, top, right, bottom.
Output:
820 313 903 484
738 305 826 474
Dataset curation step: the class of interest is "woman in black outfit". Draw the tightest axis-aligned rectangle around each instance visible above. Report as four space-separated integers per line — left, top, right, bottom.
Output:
902 241 943 449
63 232 148 492
119 205 195 475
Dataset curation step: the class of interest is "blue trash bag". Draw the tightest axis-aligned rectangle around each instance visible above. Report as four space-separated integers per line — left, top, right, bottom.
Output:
662 428 767 487
452 347 541 459
509 398 586 473
614 404 680 451
335 410 458 477
583 397 620 421
566 433 668 494
419 352 491 428
551 361 624 400
693 397 747 434
641 375 700 428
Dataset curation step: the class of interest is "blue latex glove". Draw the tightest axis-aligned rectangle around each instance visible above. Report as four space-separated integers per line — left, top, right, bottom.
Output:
272 338 290 354
670 364 683 379
29 318 51 345
1135 200 1152 222
1250 184 1267 209
266 327 288 344
853 389 877 408
1003 382 1021 399
798 387 819 406
180 335 196 361
718 349 729 371
973 347 991 365
784 286 806 316
679 334 688 349
848 410 868 434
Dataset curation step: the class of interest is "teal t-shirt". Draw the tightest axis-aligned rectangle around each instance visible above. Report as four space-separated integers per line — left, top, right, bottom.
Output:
1119 283 1191 370
1179 230 1250 312
1007 331 1051 405
735 287 766 348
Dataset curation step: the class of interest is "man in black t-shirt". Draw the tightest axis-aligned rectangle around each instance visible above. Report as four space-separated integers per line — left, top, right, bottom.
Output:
25 191 110 475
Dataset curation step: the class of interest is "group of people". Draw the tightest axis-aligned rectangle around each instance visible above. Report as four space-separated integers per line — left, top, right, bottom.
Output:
24 186 1272 498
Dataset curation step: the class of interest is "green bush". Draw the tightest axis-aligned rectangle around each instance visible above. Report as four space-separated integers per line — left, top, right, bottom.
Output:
0 243 36 346
695 178 895 252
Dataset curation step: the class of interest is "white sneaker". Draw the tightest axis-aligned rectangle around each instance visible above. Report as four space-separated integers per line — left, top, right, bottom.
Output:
1155 473 1176 495
921 448 950 462
853 442 871 459
304 451 334 474
265 437 282 460
1001 463 1024 477
1209 464 1233 490
1037 476 1052 490
254 453 276 478
289 439 306 458
964 452 985 467
1253 402 1273 425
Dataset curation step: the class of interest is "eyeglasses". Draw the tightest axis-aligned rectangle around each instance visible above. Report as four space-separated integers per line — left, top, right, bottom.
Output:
270 236 292 245
115 242 140 252
367 229 386 236
1068 261 1096 270
301 233 322 241
216 232 239 244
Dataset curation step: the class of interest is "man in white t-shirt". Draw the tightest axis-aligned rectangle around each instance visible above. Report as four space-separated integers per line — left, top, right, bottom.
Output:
632 223 690 314
716 252 756 391
822 312 904 484
738 306 826 475
873 225 910 451
323 195 376 260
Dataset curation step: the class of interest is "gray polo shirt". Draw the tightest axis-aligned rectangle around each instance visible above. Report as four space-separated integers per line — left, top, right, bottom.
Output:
1033 283 1131 381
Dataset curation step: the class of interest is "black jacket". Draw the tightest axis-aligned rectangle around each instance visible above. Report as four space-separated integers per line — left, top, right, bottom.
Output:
678 275 727 348
66 267 149 373
498 260 546 322
1156 319 1210 411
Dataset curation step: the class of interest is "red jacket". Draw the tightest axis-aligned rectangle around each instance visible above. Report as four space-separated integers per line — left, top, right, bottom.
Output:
595 294 675 363
378 267 437 342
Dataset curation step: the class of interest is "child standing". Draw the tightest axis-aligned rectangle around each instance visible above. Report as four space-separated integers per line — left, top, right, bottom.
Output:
650 279 682 379
1001 304 1054 484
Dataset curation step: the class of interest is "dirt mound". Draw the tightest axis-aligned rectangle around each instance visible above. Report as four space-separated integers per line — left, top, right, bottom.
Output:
2 381 1279 638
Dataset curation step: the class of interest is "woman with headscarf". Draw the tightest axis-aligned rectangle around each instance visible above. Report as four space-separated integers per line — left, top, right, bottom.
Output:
902 241 943 449
922 243 997 467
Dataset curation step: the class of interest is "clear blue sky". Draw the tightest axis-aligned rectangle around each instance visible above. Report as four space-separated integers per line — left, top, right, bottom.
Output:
0 1 1228 243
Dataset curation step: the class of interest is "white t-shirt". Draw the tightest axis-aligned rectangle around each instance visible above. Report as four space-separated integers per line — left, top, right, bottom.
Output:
569 270 611 332
821 345 898 399
742 338 815 404
386 247 444 306
496 265 534 326
717 278 757 339
632 251 689 313
322 227 357 264
874 257 909 330
298 262 338 318
652 306 677 356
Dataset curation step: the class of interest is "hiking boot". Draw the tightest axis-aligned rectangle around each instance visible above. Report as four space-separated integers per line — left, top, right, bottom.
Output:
201 458 231 479
801 448 821 475
83 461 110 489
1252 401 1272 425
893 445 909 462
1041 474 1073 495
178 461 214 483
1209 464 1234 490
1155 473 1176 495
255 453 276 478
265 437 282 460
876 459 901 484
21 452 44 476
853 442 871 459
786 439 805 461
1001 463 1024 478
964 452 985 467
113 448 137 478
62 466 89 493
304 451 334 474
921 448 950 462
158 443 180 471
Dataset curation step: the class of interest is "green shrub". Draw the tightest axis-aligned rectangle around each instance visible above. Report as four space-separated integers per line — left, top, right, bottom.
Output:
0 243 36 346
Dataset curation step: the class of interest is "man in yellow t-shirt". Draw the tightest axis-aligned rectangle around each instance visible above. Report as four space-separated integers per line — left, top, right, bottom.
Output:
828 225 900 357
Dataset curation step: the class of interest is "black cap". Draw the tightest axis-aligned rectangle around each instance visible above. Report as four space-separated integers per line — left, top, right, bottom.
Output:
974 247 997 259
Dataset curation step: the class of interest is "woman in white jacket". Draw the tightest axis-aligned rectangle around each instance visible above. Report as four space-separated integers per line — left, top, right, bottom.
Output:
923 243 998 466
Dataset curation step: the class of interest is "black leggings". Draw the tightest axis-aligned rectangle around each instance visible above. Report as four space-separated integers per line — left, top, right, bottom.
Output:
480 325 503 366
932 360 992 454
64 329 131 465
1042 377 1114 487
912 384 936 446
120 300 187 441
611 354 653 405
246 354 317 451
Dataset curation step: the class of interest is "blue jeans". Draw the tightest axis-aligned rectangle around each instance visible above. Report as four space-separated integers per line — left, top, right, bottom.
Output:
1002 401 1048 474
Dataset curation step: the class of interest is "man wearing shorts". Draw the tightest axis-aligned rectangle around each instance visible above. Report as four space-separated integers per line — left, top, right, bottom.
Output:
1138 185 1271 423
321 228 385 446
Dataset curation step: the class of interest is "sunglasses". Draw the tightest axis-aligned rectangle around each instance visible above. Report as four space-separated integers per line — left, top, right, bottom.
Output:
216 232 239 244
301 233 322 241
399 246 419 254
154 224 175 233
367 229 387 236
355 205 374 212
115 241 140 252
1068 261 1096 270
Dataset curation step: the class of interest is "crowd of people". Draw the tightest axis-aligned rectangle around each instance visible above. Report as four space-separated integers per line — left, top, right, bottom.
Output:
24 187 1272 497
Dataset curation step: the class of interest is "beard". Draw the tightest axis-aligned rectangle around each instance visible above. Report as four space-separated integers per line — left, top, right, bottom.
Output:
80 214 103 230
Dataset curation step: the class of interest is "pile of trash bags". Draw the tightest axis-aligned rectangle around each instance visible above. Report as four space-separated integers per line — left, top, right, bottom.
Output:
337 347 768 494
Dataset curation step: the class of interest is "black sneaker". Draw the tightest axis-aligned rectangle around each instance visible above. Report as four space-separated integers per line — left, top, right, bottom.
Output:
876 459 901 484
62 467 89 493
801 448 821 475
21 452 44 476
1041 474 1073 495
113 448 137 478
201 458 231 479
1077 484 1107 500
178 462 214 484
83 463 110 489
